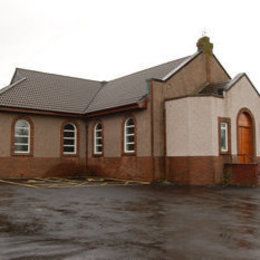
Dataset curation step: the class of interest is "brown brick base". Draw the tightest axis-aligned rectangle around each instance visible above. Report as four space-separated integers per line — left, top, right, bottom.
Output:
87 157 154 182
224 163 259 186
0 155 234 185
153 157 166 181
0 157 86 179
87 156 229 185
166 156 228 185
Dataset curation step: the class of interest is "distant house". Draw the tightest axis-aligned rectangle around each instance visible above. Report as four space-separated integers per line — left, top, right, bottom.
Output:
0 37 259 185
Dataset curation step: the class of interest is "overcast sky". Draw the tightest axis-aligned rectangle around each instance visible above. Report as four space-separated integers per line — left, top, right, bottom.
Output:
0 0 259 89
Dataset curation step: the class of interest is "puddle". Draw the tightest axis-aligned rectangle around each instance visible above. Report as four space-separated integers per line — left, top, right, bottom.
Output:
0 185 259 259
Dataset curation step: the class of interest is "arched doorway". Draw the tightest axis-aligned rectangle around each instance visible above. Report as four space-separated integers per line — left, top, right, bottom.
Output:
237 110 255 163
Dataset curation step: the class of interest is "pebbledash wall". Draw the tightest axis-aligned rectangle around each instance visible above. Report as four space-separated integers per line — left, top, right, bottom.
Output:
0 112 87 178
86 107 153 182
150 52 230 182
0 49 257 184
165 75 260 185
85 52 231 182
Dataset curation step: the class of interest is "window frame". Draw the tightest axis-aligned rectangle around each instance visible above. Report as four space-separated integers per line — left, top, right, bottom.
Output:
220 122 228 153
93 122 103 156
14 119 31 154
63 123 77 155
123 117 136 155
12 117 33 156
218 117 231 155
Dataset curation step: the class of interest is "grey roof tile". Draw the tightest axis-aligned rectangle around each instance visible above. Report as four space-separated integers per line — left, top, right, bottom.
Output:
86 56 191 113
0 68 103 114
0 54 196 114
199 82 228 96
198 73 248 97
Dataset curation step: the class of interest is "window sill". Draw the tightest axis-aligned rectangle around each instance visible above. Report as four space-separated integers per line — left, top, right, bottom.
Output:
12 152 33 157
219 151 231 155
62 153 79 158
92 153 103 158
122 152 136 157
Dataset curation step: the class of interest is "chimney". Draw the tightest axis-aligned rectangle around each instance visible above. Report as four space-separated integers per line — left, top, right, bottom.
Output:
196 36 213 83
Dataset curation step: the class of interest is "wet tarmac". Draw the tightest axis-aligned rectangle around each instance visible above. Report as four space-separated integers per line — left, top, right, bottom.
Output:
0 184 259 260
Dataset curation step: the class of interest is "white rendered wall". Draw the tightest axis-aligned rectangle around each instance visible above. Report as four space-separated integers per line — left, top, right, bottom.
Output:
224 77 260 156
165 76 260 157
165 96 223 156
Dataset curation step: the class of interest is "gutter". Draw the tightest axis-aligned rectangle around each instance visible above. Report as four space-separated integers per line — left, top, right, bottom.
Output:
85 99 147 118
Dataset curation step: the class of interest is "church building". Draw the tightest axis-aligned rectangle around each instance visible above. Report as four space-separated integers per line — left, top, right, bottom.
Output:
0 37 259 185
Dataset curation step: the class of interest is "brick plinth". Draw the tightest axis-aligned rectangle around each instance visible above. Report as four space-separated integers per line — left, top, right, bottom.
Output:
224 163 258 186
0 157 86 179
87 157 154 182
166 156 226 185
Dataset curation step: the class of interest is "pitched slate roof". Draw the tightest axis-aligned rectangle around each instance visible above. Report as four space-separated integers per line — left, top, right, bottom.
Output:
199 82 228 96
0 68 103 114
198 73 257 97
86 56 192 113
0 53 198 114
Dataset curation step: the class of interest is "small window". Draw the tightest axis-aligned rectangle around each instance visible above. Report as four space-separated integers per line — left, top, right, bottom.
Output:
94 123 103 155
220 122 228 152
63 123 77 154
124 118 135 153
14 120 30 154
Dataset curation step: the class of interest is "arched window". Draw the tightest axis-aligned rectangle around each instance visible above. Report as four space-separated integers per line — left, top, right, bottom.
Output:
124 118 135 153
14 119 30 154
63 123 77 154
94 123 103 155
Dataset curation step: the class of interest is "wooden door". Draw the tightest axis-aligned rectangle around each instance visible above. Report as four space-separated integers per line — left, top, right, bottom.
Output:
238 112 254 163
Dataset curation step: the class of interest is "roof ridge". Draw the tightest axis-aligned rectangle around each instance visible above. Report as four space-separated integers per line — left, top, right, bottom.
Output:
107 55 192 83
0 77 27 97
224 73 245 90
0 51 202 115
83 53 199 114
13 54 193 87
220 72 260 97
15 67 103 84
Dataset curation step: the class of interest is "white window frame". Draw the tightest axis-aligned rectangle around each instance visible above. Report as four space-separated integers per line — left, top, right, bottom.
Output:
124 118 135 154
63 123 77 155
94 123 103 155
14 120 30 154
220 122 228 153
